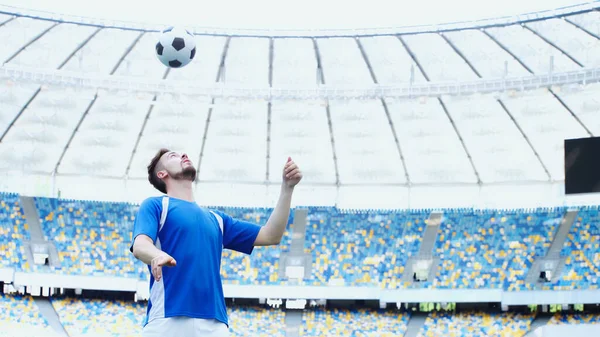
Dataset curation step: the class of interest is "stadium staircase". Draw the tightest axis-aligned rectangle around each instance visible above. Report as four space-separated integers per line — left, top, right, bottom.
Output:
19 195 60 269
523 314 552 337
283 310 303 337
403 212 442 285
279 208 312 282
33 297 69 337
403 312 428 337
525 210 578 287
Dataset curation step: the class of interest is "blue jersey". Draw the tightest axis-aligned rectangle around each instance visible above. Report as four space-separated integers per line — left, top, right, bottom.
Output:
130 196 262 327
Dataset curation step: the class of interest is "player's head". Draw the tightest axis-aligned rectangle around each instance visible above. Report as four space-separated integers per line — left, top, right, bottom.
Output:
147 148 196 193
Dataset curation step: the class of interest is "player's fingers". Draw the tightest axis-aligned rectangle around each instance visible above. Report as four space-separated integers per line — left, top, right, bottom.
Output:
168 258 177 267
286 168 300 178
285 164 297 174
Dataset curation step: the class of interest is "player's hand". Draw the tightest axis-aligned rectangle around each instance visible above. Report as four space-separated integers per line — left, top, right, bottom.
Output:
151 253 176 281
283 157 302 188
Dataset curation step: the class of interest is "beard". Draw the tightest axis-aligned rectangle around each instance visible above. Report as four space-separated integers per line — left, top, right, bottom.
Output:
171 166 196 182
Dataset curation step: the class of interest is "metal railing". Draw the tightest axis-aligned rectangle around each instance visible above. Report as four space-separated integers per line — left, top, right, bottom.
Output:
0 2 597 37
2 64 600 100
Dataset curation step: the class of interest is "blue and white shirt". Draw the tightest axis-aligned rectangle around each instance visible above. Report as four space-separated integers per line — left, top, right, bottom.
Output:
130 196 262 327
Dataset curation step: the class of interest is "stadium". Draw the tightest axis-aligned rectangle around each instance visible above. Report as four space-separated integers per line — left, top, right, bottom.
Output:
1 0 600 336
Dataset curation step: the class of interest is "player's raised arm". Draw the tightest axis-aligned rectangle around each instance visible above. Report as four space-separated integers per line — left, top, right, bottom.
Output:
254 157 303 246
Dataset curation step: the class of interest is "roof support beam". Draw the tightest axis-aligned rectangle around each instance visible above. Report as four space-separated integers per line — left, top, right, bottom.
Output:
313 38 340 186
398 35 482 184
196 37 231 181
54 31 145 175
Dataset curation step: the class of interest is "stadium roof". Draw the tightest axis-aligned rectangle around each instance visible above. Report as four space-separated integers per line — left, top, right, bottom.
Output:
0 4 599 208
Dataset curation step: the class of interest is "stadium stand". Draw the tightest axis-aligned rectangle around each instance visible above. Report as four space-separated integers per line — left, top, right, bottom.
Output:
303 207 426 287
548 312 600 325
228 305 287 337
29 196 292 284
417 311 535 337
0 293 57 337
555 206 600 290
0 192 29 271
213 206 293 285
33 197 142 278
300 307 410 336
428 208 565 291
51 297 145 337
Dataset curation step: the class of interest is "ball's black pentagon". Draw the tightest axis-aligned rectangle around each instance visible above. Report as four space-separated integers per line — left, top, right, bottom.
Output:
162 26 174 33
169 59 182 68
172 37 185 51
190 47 196 60
155 42 164 56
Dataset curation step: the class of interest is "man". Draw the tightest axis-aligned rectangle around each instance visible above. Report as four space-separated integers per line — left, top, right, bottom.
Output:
130 149 302 337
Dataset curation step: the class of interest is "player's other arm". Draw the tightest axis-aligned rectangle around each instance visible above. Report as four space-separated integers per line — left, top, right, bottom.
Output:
130 198 176 281
254 157 302 246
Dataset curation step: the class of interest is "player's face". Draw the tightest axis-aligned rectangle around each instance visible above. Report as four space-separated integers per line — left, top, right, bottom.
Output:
160 151 196 182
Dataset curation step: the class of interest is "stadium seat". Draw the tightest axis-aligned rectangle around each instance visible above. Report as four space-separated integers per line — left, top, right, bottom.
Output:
51 297 145 337
554 206 600 290
228 305 286 337
0 192 29 271
418 311 535 337
0 293 57 337
300 307 410 336
304 207 426 287
428 208 564 290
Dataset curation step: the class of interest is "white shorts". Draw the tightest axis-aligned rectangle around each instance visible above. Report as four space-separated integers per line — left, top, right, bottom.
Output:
142 317 229 337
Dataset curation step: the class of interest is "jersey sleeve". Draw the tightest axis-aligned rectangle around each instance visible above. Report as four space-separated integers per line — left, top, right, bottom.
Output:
129 197 161 253
216 210 262 255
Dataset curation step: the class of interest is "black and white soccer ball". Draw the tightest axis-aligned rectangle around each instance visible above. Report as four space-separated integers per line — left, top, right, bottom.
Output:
155 26 196 68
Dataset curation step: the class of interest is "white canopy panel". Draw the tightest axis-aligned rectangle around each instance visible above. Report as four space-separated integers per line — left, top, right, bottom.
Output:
269 100 335 184
501 88 590 180
8 23 97 69
401 33 479 82
527 18 600 68
328 100 406 184
200 99 267 182
272 38 318 86
58 93 154 177
127 95 211 179
565 11 600 39
557 83 600 137
386 97 478 184
0 17 54 64
61 28 141 74
317 38 373 85
443 93 548 182
0 86 95 173
112 32 166 79
485 25 580 74
358 36 426 84
223 37 269 85
443 29 531 78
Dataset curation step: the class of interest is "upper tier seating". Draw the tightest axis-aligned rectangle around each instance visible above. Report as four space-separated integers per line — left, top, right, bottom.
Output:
554 206 600 290
427 208 564 290
304 207 426 287
0 192 29 270
0 293 57 337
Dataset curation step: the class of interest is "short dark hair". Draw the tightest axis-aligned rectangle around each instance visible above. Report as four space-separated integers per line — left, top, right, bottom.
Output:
147 148 170 194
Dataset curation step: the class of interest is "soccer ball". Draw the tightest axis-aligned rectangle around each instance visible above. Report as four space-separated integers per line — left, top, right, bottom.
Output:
155 26 196 68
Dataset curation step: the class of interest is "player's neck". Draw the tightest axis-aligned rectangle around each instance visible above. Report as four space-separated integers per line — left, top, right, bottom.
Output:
166 180 195 202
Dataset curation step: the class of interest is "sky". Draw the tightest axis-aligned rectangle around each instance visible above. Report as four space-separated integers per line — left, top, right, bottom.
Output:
0 0 594 30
